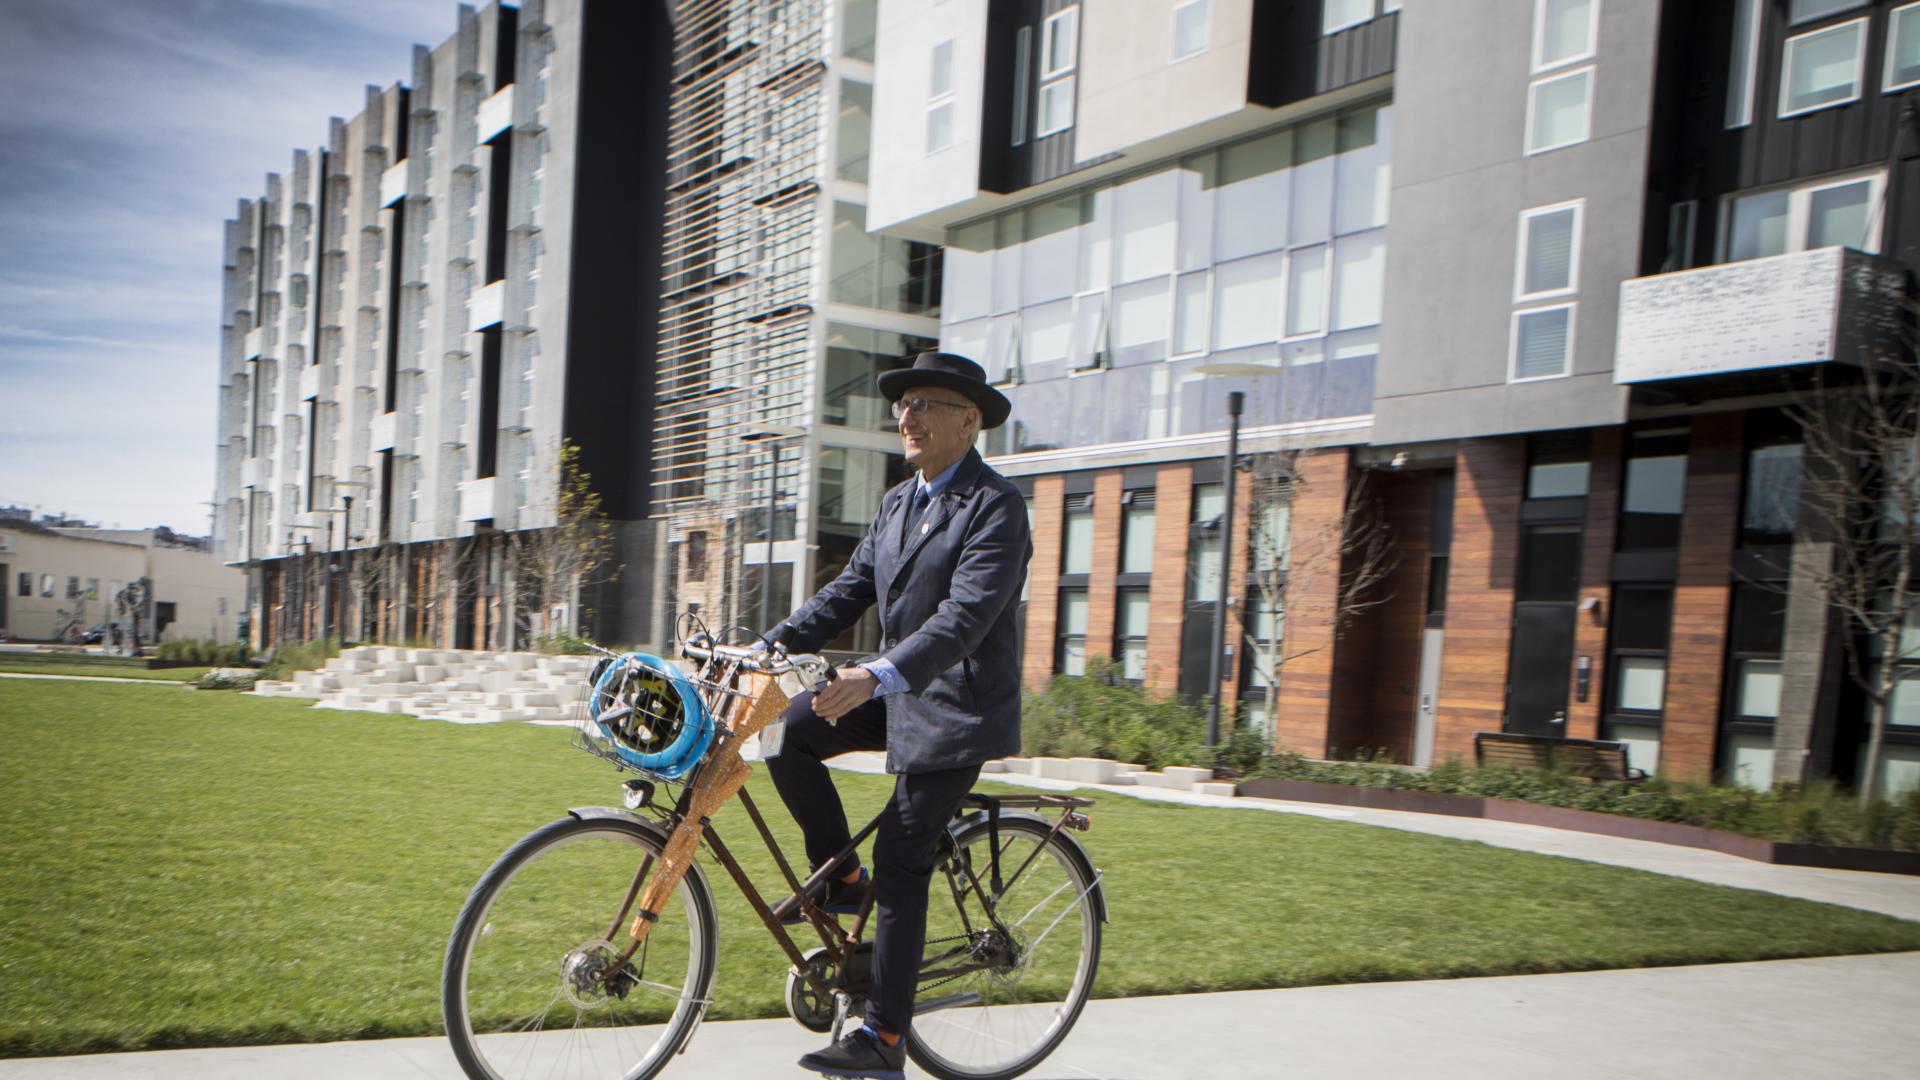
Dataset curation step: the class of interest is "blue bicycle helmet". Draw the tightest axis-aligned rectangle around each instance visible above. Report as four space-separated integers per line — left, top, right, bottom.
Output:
588 653 713 780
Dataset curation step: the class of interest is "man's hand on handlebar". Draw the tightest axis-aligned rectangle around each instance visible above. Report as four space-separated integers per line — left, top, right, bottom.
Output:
812 664 877 721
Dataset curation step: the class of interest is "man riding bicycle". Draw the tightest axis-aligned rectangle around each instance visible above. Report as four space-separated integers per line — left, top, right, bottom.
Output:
760 351 1030 1079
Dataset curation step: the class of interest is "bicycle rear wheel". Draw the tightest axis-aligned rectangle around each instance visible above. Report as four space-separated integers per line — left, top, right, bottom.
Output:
906 816 1102 1080
442 815 717 1080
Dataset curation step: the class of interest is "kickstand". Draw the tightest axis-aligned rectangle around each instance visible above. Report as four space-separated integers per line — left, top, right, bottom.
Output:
829 990 852 1043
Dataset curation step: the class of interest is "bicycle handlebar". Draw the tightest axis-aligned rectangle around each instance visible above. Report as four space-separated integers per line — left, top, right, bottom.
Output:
680 634 831 682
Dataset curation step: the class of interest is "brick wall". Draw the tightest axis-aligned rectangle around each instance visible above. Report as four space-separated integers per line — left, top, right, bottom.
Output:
1665 413 1742 781
1432 437 1524 765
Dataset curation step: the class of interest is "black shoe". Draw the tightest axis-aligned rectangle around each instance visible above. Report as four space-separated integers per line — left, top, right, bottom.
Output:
797 1025 905 1079
778 867 870 924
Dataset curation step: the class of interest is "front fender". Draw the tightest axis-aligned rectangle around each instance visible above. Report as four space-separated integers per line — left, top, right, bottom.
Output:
567 806 716 899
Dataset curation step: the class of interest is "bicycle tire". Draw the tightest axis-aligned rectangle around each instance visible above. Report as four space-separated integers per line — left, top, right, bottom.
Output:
442 815 718 1080
905 815 1103 1080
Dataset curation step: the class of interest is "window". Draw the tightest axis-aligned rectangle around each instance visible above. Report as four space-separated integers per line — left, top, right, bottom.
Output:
1116 590 1150 681
1663 199 1698 272
1516 202 1582 301
1890 4 1920 91
1042 7 1078 78
1011 26 1033 146
40 574 53 598
1037 7 1078 136
1609 585 1673 715
1062 494 1094 574
1534 0 1598 72
65 576 80 600
1331 231 1386 330
1188 483 1225 600
931 41 954 98
1323 0 1374 35
1790 0 1865 24
842 0 876 60
1779 19 1866 117
1722 172 1883 261
1727 0 1761 128
1619 427 1689 550
1285 245 1328 338
1037 78 1075 138
1742 438 1804 542
1528 435 1591 498
1526 67 1594 154
1122 493 1155 574
1172 0 1209 61
927 40 955 154
686 531 707 582
1057 590 1088 675
1212 254 1283 350
1511 305 1574 381
16 572 30 597
837 79 872 183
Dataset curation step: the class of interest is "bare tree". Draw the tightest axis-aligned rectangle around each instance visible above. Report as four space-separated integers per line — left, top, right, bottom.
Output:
1241 451 1399 712
348 542 406 642
508 439 617 643
1786 339 1920 807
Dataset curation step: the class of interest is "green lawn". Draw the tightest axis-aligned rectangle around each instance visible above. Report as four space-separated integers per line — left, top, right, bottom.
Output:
3 681 1919 1057
0 660 210 681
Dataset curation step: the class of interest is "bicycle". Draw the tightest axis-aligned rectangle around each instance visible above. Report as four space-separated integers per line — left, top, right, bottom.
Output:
441 625 1107 1080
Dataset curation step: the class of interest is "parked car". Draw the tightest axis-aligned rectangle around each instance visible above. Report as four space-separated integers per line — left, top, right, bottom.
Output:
81 622 125 645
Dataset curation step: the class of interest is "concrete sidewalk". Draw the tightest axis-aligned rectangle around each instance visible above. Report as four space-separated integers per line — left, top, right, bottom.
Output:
3 952 1915 1079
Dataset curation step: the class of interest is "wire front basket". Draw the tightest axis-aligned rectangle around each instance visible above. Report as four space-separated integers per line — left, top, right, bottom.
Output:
568 643 753 782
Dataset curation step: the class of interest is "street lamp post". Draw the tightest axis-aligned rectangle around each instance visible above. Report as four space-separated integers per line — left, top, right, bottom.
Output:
742 422 805 631
1205 391 1245 748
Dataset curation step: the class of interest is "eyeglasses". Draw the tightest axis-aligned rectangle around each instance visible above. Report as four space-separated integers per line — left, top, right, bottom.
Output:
891 397 974 420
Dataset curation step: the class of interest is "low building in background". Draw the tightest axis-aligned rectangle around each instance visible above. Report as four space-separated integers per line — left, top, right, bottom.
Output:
0 524 245 644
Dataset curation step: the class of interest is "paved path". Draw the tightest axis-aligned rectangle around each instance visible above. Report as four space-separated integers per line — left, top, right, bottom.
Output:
2 952 1915 1079
0 672 183 685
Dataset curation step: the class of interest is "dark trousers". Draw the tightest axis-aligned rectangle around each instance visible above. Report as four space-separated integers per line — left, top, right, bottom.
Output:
764 691 980 1037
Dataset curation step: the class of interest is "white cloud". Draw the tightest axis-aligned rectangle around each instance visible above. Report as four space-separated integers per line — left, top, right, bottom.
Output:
0 0 453 532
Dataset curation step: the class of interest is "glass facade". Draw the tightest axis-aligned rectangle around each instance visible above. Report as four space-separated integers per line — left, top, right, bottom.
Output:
943 102 1392 455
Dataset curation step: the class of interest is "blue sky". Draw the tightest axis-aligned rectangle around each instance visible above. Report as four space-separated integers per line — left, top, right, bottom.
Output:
0 0 457 532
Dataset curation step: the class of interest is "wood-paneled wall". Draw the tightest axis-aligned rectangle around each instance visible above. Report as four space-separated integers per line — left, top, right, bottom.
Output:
1146 465 1193 697
1083 471 1124 662
1432 438 1524 764
1330 468 1433 762
1020 474 1065 690
1566 428 1623 741
1665 413 1743 781
1271 449 1350 758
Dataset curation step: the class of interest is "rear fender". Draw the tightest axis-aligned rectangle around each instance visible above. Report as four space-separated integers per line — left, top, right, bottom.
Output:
948 809 1109 924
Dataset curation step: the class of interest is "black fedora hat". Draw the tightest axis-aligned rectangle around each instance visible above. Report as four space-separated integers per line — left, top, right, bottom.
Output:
875 351 1012 430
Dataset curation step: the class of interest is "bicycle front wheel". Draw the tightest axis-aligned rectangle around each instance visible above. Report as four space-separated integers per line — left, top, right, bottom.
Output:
907 816 1103 1080
442 815 718 1080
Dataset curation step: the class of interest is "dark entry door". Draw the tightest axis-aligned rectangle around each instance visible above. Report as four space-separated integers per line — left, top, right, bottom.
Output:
1508 603 1576 736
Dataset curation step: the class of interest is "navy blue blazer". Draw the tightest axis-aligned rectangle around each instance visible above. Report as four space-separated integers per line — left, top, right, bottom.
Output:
772 449 1031 774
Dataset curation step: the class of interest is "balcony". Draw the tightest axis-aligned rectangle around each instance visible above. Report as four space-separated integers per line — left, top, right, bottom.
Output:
1615 246 1906 385
476 84 515 145
467 280 505 331
458 476 496 522
379 160 409 208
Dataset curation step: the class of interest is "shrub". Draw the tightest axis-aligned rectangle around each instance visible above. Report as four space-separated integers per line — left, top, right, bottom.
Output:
530 631 595 655
258 639 342 681
1020 660 1262 773
1246 752 1920 852
156 639 251 665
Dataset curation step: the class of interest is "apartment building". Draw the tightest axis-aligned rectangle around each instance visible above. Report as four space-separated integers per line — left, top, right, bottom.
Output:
213 0 670 651
0 524 245 644
866 0 1919 796
649 0 942 651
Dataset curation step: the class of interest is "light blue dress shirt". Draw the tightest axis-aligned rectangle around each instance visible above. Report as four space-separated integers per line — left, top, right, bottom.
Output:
861 457 966 697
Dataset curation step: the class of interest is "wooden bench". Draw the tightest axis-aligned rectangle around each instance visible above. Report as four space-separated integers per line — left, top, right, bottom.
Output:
1473 731 1648 783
